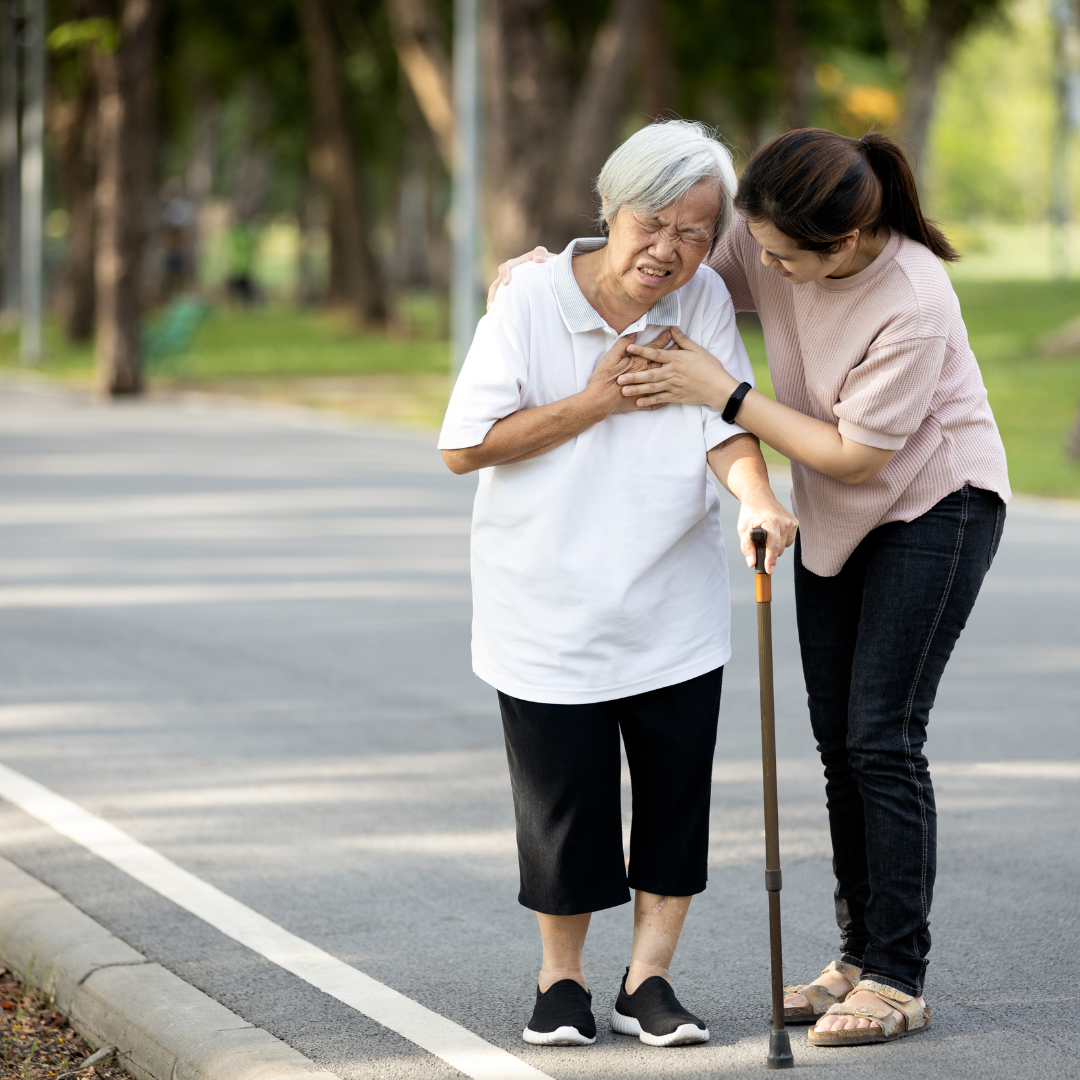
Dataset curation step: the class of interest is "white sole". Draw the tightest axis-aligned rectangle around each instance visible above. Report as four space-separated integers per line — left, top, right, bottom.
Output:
610 1008 709 1047
523 1025 596 1046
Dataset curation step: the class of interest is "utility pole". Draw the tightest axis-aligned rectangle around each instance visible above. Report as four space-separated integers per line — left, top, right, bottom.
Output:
0 0 19 328
450 0 479 381
1050 0 1080 278
19 0 44 361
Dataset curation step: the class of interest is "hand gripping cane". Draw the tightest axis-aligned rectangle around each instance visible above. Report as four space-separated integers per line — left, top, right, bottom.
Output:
750 527 794 1069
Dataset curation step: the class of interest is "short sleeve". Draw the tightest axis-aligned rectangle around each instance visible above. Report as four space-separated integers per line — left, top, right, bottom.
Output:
696 280 757 451
833 336 947 451
438 295 528 450
707 217 757 313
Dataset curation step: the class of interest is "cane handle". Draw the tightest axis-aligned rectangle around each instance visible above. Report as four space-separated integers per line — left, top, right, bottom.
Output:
751 527 767 574
750 527 771 601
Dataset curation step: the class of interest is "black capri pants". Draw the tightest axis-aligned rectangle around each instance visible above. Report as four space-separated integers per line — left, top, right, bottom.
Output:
498 666 723 916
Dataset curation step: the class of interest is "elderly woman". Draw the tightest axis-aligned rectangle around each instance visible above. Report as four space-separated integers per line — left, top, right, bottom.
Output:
439 121 797 1048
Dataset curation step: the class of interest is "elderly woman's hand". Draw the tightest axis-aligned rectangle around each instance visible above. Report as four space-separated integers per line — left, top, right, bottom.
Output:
618 326 739 410
585 331 671 416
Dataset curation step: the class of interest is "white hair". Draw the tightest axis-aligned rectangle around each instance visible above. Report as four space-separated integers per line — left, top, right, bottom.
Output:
596 120 738 248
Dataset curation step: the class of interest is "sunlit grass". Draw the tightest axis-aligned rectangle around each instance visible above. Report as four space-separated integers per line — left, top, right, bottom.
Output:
0 302 450 381
955 280 1080 497
170 304 448 379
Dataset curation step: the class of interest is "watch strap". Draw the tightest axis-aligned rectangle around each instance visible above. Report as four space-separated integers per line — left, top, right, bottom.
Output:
721 381 753 423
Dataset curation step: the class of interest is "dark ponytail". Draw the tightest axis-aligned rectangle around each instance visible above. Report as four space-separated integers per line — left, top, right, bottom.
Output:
735 128 959 262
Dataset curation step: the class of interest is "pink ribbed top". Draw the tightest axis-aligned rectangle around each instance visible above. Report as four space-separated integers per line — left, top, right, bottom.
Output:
708 218 1011 577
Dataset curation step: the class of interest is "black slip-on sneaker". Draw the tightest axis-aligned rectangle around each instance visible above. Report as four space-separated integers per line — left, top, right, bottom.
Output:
523 979 597 1046
610 970 709 1047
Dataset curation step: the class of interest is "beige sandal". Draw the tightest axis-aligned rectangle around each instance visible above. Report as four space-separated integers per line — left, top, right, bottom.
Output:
783 959 862 1025
808 979 930 1046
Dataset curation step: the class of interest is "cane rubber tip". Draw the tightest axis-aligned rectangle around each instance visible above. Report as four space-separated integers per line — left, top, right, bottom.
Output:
766 1029 794 1069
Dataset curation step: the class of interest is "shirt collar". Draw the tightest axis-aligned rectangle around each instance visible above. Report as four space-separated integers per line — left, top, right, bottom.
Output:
552 237 682 333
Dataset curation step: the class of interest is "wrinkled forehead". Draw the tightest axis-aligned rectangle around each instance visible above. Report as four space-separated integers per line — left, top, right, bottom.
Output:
625 181 724 232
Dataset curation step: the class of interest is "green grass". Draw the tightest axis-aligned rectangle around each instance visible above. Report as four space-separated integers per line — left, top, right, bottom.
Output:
957 281 1080 497
161 304 449 378
738 284 1080 498
4 284 1080 497
0 320 93 376
0 303 450 381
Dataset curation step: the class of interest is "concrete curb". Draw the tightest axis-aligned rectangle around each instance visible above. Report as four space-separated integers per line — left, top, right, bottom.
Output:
0 855 342 1080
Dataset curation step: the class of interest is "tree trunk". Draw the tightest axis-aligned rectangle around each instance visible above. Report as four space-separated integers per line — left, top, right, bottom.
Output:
550 0 655 243
639 4 675 122
881 0 1003 162
184 94 220 292
485 0 651 258
386 0 454 172
49 53 97 342
772 0 810 130
396 0 653 261
94 0 162 396
0 0 19 323
887 5 951 159
297 0 385 326
484 0 560 258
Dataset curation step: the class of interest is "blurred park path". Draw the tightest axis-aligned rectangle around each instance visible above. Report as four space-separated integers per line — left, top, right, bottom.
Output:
0 378 1077 1080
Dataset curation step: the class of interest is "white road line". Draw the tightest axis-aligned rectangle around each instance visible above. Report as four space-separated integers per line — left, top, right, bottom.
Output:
0 762 553 1080
0 580 471 608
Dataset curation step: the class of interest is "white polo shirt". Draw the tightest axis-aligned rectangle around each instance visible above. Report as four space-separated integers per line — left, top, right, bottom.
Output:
439 237 755 705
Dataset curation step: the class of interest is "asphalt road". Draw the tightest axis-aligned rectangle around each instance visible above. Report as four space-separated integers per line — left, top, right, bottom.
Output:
0 378 1077 1080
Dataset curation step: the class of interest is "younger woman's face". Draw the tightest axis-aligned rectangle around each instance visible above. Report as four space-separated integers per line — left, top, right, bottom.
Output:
747 219 858 285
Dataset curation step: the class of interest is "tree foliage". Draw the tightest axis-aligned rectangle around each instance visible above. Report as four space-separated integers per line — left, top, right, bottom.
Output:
24 0 1018 393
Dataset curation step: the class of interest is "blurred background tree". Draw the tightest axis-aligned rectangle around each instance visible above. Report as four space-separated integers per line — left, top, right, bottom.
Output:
0 0 1009 388
2 0 1080 493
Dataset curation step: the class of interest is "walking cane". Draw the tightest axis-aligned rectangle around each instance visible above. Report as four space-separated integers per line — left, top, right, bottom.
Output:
750 527 794 1069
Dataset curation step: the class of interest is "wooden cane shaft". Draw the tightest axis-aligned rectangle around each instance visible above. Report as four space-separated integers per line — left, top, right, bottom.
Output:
757 598 785 1032
758 601 781 875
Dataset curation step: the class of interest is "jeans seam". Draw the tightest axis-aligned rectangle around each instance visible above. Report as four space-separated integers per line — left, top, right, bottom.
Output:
901 484 968 978
989 502 1003 568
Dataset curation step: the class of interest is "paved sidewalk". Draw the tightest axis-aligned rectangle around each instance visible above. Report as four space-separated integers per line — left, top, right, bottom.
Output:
0 380 1077 1079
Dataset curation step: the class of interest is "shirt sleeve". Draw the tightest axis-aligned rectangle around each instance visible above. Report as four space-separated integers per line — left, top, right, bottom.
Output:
696 281 757 452
437 291 529 450
833 336 947 451
706 217 756 313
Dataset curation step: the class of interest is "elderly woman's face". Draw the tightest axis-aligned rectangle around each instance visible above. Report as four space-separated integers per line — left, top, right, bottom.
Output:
605 180 722 305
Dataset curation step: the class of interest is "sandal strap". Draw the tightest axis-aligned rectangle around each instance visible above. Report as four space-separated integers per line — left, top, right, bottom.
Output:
822 959 862 988
821 1000 903 1037
852 979 929 1033
782 982 837 1011
783 959 863 1016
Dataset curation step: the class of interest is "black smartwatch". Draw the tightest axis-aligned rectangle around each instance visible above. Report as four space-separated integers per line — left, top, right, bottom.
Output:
721 381 753 423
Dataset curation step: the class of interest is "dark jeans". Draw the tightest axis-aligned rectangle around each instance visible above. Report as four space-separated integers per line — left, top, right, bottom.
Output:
794 485 1005 995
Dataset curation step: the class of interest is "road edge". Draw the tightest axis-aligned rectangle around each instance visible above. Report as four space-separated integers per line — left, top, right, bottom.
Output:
0 854 342 1080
